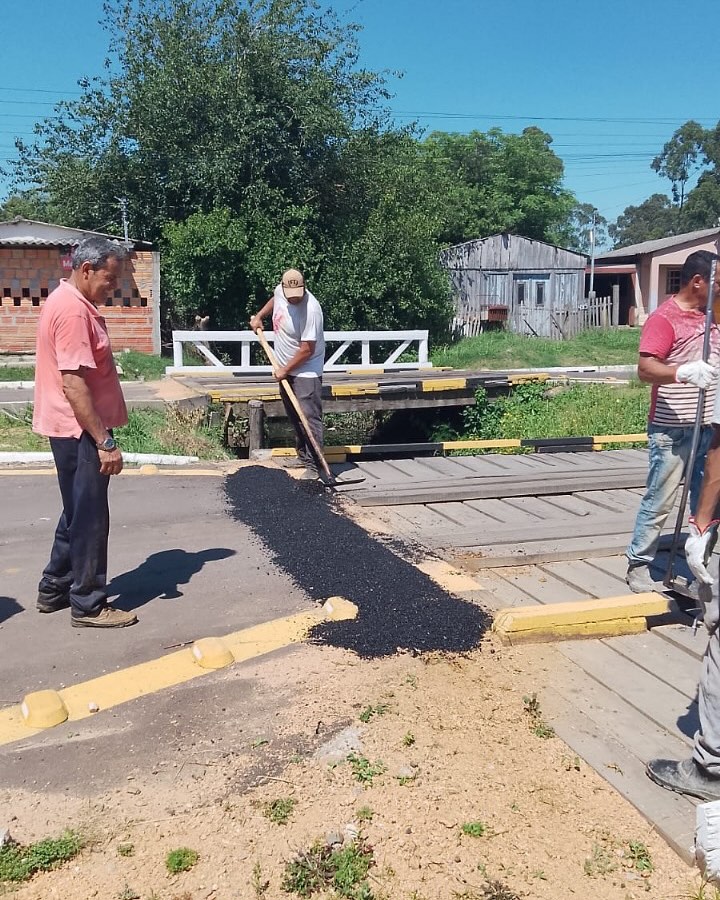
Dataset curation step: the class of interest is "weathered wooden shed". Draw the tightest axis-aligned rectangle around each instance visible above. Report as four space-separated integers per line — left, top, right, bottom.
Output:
439 233 588 338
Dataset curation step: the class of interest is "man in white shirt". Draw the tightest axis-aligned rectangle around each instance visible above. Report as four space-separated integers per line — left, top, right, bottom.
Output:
250 269 325 478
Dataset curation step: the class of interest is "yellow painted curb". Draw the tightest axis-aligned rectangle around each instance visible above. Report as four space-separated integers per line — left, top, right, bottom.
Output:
270 448 351 460
442 439 522 451
0 599 359 747
20 690 69 728
330 383 380 397
192 637 234 669
492 592 670 644
421 377 467 392
347 368 384 376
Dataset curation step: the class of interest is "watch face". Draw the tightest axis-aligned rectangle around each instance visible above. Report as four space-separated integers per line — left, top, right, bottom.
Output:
101 438 116 451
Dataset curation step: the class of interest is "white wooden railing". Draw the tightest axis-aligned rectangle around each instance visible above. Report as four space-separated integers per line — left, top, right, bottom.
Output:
166 330 431 374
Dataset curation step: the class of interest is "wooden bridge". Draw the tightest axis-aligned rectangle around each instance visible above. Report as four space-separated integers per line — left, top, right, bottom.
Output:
331 448 704 861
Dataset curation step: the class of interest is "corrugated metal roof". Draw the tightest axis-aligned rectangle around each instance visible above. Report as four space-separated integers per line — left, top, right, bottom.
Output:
0 217 153 249
597 228 720 260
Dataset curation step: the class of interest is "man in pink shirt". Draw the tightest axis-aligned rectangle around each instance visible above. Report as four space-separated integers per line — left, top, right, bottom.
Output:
626 249 720 593
33 237 137 628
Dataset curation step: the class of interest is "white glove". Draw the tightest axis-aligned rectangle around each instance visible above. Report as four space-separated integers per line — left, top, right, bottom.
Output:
685 518 718 585
676 360 717 389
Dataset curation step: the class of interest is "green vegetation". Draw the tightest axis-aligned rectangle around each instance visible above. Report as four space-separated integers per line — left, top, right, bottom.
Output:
281 837 375 899
117 842 135 857
446 380 649 445
165 846 199 875
461 821 488 838
0 407 49 452
402 731 415 747
0 830 83 883
522 693 556 740
431 328 640 371
358 703 389 724
115 407 229 459
355 807 374 823
347 753 386 787
115 350 167 381
627 840 653 874
264 797 297 826
0 366 34 381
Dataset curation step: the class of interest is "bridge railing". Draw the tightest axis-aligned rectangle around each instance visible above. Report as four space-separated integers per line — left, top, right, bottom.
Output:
166 330 431 374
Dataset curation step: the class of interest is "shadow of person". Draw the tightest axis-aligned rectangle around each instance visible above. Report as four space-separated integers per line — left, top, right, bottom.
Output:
0 596 24 624
107 548 236 612
677 696 701 741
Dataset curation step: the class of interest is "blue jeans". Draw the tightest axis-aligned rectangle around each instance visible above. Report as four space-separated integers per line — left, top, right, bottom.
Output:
626 424 713 568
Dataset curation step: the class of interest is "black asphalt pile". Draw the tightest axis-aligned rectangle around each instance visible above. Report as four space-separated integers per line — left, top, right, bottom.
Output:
225 468 490 659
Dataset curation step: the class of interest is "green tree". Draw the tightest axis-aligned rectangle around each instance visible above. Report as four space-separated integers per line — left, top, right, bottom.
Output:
562 203 609 254
0 191 54 222
608 194 676 248
421 127 575 245
652 120 705 210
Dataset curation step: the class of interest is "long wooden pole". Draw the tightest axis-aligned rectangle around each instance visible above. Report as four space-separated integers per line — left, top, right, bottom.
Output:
254 328 334 482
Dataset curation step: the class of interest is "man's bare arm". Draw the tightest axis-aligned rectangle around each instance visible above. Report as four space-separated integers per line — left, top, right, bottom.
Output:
274 341 315 381
250 297 274 332
637 354 681 385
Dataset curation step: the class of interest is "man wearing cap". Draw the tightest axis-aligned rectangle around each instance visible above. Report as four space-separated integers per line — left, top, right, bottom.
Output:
250 270 325 478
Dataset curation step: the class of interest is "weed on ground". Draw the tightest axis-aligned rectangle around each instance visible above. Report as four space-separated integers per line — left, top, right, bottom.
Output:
522 693 556 739
0 830 83 883
281 837 374 899
164 847 199 875
264 797 297 825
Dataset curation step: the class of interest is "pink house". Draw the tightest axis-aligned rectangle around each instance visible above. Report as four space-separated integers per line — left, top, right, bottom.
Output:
592 228 720 325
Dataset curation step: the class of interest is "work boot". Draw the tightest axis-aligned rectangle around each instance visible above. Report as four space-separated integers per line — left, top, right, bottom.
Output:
301 467 320 481
36 591 70 613
646 757 720 802
625 564 660 594
71 607 138 629
281 457 305 469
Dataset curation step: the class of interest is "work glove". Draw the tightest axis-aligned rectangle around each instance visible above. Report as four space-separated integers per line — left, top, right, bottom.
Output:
686 517 720 585
675 360 717 390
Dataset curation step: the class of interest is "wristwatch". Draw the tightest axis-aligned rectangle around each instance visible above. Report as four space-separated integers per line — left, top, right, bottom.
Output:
97 436 117 452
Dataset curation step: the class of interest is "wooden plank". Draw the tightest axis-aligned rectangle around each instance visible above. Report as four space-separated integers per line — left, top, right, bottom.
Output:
353 470 649 506
501 495 582 520
492 567 589 604
653 623 708 662
462 498 520 523
573 489 643 513
535 493 595 517
424 501 498 528
425 514 635 550
383 504 456 531
559 640 698 745
454 534 636 569
604 632 702 701
585 556 629 579
470 568 541 609
541 559 627 598
543 683 696 864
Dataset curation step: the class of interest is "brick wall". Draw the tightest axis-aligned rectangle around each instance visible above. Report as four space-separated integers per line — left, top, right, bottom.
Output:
0 246 159 354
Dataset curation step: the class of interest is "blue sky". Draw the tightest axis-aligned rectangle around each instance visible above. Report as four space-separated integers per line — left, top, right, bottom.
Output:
1 0 717 233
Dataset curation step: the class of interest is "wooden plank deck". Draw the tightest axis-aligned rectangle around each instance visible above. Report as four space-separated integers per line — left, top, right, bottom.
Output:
335 448 709 861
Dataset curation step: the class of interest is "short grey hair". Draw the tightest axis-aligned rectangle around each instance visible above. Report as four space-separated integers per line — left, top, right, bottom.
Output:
71 237 129 270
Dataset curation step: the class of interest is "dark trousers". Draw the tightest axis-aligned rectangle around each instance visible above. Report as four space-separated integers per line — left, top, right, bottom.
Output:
280 376 323 470
38 432 110 615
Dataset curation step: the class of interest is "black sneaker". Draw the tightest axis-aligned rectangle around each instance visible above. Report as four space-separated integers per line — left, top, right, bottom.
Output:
36 593 71 613
646 757 720 802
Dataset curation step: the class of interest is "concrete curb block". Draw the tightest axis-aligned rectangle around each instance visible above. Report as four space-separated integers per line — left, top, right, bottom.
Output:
0 452 200 466
20 690 69 728
492 592 670 644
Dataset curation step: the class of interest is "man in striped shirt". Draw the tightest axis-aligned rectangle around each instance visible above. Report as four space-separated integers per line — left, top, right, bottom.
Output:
625 249 720 593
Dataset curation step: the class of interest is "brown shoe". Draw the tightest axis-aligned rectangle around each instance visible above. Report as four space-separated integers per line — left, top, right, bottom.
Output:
71 607 138 628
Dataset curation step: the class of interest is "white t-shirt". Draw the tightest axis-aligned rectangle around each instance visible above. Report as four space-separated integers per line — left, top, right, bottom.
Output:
271 286 325 377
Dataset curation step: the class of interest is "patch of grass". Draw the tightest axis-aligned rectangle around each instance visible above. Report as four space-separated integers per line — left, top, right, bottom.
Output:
461 821 487 838
522 693 555 740
432 328 640 370
453 883 520 900
281 837 374 898
117 842 135 857
687 878 720 899
116 406 229 459
583 843 618 877
0 406 49 452
165 847 199 875
0 830 83 883
401 731 415 747
118 886 140 900
451 380 649 446
264 797 297 825
0 366 34 381
627 840 653 873
347 753 386 787
356 807 374 823
253 860 270 897
359 703 389 724
115 350 168 381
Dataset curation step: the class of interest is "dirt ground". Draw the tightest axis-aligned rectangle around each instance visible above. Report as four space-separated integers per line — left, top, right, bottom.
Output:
0 634 701 900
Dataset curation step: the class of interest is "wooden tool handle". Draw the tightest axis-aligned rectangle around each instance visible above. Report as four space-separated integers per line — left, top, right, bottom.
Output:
254 328 332 481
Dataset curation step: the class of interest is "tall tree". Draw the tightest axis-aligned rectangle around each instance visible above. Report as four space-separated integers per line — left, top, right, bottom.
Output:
652 120 705 211
561 202 609 254
608 194 676 248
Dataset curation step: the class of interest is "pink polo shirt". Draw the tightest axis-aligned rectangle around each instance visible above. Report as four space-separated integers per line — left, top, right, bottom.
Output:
32 280 128 438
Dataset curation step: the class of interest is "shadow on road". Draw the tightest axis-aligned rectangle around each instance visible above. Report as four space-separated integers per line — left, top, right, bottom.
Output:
108 548 236 612
0 596 24 624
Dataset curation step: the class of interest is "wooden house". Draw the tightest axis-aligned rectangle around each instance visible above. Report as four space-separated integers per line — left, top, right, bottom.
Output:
439 233 588 338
